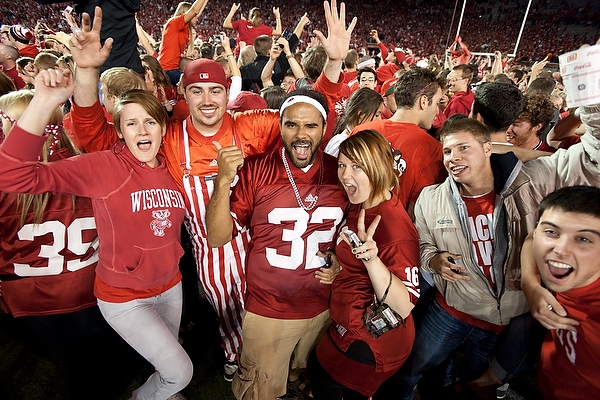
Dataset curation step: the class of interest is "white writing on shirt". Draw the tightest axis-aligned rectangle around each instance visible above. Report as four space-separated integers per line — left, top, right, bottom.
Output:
266 206 344 270
468 212 495 283
556 329 578 364
130 189 185 212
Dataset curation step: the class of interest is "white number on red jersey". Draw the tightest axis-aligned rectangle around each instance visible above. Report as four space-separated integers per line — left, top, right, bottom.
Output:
13 217 99 277
266 207 343 270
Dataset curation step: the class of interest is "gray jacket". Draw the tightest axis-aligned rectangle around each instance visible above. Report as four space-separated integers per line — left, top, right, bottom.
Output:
414 123 600 325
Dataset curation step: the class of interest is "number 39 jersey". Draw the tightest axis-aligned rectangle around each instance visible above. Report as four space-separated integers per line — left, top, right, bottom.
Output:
230 147 347 320
0 192 98 317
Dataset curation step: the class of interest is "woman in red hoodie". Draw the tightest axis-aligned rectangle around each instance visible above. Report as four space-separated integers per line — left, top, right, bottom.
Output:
0 69 192 400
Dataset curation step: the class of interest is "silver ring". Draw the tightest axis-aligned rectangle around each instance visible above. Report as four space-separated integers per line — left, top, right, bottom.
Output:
547 304 553 311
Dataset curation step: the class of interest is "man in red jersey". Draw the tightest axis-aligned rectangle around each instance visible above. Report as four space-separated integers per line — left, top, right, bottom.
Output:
352 67 447 217
530 186 600 400
206 2 356 398
0 43 26 89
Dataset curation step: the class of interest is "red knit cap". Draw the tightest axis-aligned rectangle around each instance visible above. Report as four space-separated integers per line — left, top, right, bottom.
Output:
182 59 229 89
10 25 33 44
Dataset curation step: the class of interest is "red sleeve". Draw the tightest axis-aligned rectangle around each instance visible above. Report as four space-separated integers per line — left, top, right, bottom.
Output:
312 72 344 112
71 100 118 152
228 154 259 234
378 42 389 63
1 125 48 161
0 125 101 197
234 110 281 154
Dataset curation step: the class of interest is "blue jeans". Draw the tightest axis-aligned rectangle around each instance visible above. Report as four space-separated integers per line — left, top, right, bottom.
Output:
98 282 193 400
375 299 501 400
490 312 546 382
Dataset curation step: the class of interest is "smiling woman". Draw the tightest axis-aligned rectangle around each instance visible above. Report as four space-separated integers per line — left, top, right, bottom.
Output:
0 70 192 399
308 129 421 399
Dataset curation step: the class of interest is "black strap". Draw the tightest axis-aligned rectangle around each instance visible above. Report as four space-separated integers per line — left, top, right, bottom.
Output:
378 271 393 304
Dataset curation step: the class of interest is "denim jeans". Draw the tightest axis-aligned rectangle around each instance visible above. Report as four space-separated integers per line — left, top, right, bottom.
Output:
375 299 500 400
98 282 193 400
490 312 546 382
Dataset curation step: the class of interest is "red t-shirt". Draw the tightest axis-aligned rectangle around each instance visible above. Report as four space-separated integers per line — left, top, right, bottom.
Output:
232 20 273 44
539 278 600 400
462 190 496 289
351 120 447 209
229 147 346 320
1 65 25 89
342 70 357 84
444 88 474 118
158 14 189 71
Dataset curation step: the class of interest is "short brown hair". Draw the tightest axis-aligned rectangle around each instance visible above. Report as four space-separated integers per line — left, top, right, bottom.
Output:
113 89 168 136
439 117 491 145
339 129 398 205
303 45 327 81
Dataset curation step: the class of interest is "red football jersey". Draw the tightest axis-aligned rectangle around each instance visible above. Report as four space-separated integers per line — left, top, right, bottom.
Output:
230 147 347 320
0 192 98 317
351 120 446 209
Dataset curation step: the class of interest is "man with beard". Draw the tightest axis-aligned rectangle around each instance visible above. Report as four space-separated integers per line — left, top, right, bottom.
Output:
206 87 347 399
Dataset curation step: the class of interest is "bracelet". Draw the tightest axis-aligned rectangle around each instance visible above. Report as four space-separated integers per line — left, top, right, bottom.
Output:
226 53 234 57
286 54 294 59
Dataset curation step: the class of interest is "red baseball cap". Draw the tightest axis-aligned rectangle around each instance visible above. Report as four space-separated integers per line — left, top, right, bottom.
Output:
182 59 229 89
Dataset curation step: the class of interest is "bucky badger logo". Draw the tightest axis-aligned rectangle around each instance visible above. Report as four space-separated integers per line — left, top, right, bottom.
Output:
150 209 172 237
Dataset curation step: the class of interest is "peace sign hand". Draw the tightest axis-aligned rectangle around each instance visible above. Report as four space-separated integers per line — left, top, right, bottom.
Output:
343 209 381 264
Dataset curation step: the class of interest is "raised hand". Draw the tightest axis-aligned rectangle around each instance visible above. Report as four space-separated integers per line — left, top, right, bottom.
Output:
34 68 74 107
69 6 113 69
313 0 357 61
342 209 381 264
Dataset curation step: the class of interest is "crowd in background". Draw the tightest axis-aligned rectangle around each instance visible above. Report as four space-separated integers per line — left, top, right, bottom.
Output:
1 0 598 62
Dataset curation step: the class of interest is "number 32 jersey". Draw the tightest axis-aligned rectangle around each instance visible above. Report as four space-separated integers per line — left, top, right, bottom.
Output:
230 147 347 320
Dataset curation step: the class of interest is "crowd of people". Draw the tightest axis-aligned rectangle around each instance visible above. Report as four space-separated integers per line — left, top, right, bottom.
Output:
1 1 600 400
1 0 599 61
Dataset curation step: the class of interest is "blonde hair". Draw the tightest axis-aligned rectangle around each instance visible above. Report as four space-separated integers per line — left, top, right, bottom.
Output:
173 1 192 17
339 129 398 205
0 90 80 226
100 67 146 98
